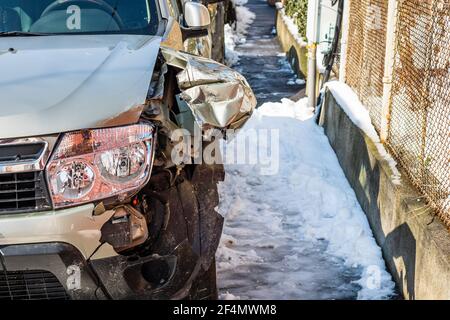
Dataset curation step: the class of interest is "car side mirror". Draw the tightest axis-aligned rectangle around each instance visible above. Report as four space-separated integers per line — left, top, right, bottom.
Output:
181 2 211 40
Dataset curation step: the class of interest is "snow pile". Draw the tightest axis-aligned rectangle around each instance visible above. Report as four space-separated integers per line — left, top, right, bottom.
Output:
217 97 396 300
224 0 256 66
224 25 240 66
325 81 401 185
279 8 307 47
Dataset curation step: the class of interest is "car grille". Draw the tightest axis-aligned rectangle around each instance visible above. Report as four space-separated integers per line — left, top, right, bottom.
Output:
0 171 52 215
0 270 69 300
0 142 46 163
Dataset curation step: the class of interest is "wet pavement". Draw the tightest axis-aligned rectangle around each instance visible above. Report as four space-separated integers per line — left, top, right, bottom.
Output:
232 0 305 106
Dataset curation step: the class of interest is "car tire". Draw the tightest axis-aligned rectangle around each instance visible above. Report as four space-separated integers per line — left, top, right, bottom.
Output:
187 258 218 300
142 162 224 300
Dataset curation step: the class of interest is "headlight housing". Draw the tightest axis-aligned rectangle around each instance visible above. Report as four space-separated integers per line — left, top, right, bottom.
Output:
46 123 155 209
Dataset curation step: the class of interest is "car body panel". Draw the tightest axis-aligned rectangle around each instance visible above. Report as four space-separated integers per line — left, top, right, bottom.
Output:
0 204 117 260
0 34 161 139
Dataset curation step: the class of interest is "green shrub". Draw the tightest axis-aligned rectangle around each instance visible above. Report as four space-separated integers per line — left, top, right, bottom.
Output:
284 0 308 39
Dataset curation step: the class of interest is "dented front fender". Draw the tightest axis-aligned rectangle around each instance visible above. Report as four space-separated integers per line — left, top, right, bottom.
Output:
160 47 257 130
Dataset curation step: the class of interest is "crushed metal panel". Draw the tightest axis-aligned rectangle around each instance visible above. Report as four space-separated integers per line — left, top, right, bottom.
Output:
160 47 257 130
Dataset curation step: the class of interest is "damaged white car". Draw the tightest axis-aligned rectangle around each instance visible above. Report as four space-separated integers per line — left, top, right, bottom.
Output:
0 0 255 300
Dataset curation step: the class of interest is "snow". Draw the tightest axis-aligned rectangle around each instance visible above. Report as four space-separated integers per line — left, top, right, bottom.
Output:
325 81 401 185
232 0 250 6
217 0 396 301
279 8 308 47
220 290 241 300
217 97 396 300
224 25 240 66
224 1 256 66
287 78 306 86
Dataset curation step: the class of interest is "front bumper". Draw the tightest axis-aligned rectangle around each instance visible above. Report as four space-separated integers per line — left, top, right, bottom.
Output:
0 205 115 299
0 240 200 300
0 206 201 300
0 242 104 299
0 205 116 260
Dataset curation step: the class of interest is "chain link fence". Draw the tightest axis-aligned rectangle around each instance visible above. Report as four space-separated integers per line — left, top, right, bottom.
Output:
343 0 450 227
345 0 388 131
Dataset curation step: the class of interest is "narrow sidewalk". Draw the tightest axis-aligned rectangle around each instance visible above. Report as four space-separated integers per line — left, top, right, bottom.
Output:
231 0 305 106
216 0 396 300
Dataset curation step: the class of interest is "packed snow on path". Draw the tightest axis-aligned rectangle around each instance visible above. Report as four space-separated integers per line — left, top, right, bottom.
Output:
224 0 255 66
216 98 396 300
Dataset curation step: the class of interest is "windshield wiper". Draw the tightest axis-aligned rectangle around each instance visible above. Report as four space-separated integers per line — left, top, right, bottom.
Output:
0 31 50 37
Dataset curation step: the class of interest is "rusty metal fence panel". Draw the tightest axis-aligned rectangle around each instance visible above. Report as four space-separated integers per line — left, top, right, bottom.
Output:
345 0 388 131
343 0 450 227
387 0 450 226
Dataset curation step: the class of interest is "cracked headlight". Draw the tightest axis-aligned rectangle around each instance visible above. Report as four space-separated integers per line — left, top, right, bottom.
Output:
46 123 155 209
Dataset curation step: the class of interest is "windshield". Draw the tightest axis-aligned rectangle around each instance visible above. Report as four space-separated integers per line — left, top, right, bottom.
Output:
0 0 159 35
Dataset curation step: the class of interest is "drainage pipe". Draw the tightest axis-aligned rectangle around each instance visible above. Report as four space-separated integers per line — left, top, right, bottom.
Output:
306 0 319 109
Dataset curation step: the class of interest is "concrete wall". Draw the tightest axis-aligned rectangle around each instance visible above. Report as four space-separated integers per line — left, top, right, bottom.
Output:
276 10 308 78
321 90 450 300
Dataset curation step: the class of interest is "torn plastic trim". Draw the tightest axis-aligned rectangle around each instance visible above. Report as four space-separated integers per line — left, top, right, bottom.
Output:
100 205 149 253
89 239 201 299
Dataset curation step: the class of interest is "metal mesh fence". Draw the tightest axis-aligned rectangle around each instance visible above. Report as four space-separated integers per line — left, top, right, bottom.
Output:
345 0 388 131
387 0 450 226
343 0 450 227
332 29 342 79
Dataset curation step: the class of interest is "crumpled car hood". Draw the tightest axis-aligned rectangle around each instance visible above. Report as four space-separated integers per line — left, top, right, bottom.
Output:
0 34 161 139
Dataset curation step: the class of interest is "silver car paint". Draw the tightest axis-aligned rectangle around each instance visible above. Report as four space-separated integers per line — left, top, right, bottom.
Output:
0 204 117 260
161 47 257 130
0 34 161 139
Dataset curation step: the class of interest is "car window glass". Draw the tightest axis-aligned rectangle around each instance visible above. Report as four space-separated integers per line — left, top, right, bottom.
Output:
0 0 159 35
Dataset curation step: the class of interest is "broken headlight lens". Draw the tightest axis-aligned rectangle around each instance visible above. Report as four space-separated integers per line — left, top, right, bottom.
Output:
46 123 155 209
98 144 146 182
53 160 95 200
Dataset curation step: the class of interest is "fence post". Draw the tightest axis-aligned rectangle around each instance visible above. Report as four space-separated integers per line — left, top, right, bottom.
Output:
380 0 399 142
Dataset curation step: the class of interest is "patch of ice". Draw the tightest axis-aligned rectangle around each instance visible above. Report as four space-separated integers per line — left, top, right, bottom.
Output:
287 78 306 86
271 26 277 35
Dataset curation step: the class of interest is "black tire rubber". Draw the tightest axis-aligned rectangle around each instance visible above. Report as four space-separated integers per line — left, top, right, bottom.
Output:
142 162 224 300
185 163 224 300
187 258 218 300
